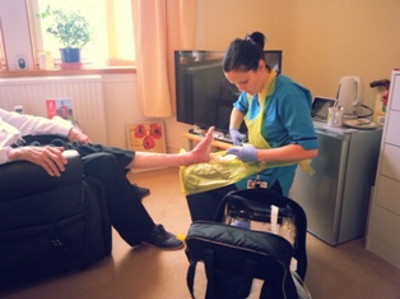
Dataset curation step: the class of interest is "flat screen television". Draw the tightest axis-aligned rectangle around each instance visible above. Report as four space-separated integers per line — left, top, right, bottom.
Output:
175 50 283 135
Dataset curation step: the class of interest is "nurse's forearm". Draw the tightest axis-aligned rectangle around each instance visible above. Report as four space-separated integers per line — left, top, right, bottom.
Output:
229 108 244 129
256 144 318 163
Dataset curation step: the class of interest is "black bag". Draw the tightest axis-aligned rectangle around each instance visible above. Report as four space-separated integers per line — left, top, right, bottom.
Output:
185 188 311 299
217 188 308 280
0 154 112 288
185 222 305 299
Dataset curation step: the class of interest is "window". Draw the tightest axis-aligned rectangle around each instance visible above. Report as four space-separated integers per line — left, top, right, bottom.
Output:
28 0 135 68
0 24 6 70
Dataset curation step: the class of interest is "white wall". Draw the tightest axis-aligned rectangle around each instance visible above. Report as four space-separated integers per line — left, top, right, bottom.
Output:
195 0 400 106
102 74 189 153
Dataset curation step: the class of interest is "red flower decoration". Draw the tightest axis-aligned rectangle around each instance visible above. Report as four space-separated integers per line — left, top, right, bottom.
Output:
149 122 162 139
142 135 156 150
134 124 147 138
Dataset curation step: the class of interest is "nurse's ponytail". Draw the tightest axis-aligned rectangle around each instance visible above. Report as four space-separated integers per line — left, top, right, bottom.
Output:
246 32 265 50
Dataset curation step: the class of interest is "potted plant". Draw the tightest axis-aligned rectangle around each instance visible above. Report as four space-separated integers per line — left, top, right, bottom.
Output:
37 7 92 67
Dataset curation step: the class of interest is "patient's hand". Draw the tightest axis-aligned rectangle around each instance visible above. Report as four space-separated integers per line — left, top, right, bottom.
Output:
190 127 214 163
7 146 67 177
68 127 91 144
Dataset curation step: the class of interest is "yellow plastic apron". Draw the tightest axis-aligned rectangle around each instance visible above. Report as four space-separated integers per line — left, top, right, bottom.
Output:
245 71 314 174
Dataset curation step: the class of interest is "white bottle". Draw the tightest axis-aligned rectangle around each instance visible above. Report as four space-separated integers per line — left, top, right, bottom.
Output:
14 105 23 114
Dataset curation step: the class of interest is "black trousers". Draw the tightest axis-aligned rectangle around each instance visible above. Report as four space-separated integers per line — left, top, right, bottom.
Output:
186 181 283 222
19 135 155 246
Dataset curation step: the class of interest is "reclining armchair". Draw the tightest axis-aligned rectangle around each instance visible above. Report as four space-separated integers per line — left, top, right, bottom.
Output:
0 150 112 287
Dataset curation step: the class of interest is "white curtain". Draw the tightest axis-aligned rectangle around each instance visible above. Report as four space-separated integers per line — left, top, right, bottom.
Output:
131 0 197 118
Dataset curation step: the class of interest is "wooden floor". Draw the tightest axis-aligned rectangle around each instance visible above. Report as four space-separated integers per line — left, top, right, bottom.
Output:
1 168 400 299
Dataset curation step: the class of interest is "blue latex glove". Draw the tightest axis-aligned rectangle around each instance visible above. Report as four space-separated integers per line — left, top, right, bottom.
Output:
229 128 246 146
226 146 258 163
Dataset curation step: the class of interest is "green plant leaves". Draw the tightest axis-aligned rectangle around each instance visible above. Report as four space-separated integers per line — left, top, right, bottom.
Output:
37 8 92 49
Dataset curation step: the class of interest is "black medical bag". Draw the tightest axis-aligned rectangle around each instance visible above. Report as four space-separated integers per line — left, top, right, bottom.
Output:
185 188 311 299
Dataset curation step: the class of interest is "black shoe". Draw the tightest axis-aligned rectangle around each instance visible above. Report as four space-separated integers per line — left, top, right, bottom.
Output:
137 185 150 198
131 184 150 199
144 224 184 250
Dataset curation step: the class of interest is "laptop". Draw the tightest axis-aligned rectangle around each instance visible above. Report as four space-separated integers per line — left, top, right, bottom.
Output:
311 96 336 122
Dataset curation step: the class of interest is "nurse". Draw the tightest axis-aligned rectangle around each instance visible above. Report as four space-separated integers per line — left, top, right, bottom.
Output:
186 31 318 221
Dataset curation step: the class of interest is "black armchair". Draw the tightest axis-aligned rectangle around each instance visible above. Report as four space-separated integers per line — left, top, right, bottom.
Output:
0 150 111 287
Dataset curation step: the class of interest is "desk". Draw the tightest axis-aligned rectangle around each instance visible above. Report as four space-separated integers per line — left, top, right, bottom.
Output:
183 132 234 150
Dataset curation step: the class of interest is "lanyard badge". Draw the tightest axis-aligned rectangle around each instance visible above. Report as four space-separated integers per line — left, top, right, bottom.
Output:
247 174 268 189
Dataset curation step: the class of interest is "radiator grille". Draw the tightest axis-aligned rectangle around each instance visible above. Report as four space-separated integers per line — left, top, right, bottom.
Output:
0 75 108 144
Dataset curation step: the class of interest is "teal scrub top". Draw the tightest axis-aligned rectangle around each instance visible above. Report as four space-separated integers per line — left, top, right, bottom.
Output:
233 74 318 196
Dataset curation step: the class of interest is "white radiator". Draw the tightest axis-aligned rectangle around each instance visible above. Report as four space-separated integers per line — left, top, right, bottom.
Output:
0 75 108 144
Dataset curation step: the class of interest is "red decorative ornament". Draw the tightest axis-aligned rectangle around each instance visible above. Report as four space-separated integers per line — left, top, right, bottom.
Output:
142 135 156 149
149 123 162 139
134 124 147 138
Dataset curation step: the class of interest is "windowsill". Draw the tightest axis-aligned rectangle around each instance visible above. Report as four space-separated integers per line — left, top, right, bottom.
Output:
0 66 136 78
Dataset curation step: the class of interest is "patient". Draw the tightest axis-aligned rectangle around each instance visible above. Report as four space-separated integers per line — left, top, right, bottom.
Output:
0 108 214 250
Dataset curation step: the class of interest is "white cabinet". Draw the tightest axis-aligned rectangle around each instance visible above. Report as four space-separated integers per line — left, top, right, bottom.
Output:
366 70 400 269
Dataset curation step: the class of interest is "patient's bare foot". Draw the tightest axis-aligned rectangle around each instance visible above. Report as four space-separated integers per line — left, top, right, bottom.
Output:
190 127 214 163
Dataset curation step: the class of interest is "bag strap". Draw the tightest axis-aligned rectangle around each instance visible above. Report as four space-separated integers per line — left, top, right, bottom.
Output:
213 189 289 222
291 271 312 299
186 259 198 299
186 249 217 299
213 189 245 221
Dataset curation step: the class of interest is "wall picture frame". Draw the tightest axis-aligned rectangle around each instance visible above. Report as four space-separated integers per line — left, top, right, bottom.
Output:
127 121 167 173
126 121 166 154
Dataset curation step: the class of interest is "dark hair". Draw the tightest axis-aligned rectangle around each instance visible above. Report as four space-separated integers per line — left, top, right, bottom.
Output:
223 31 266 73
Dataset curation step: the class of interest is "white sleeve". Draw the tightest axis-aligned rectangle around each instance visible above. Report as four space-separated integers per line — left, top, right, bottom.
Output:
0 109 73 165
0 109 72 137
